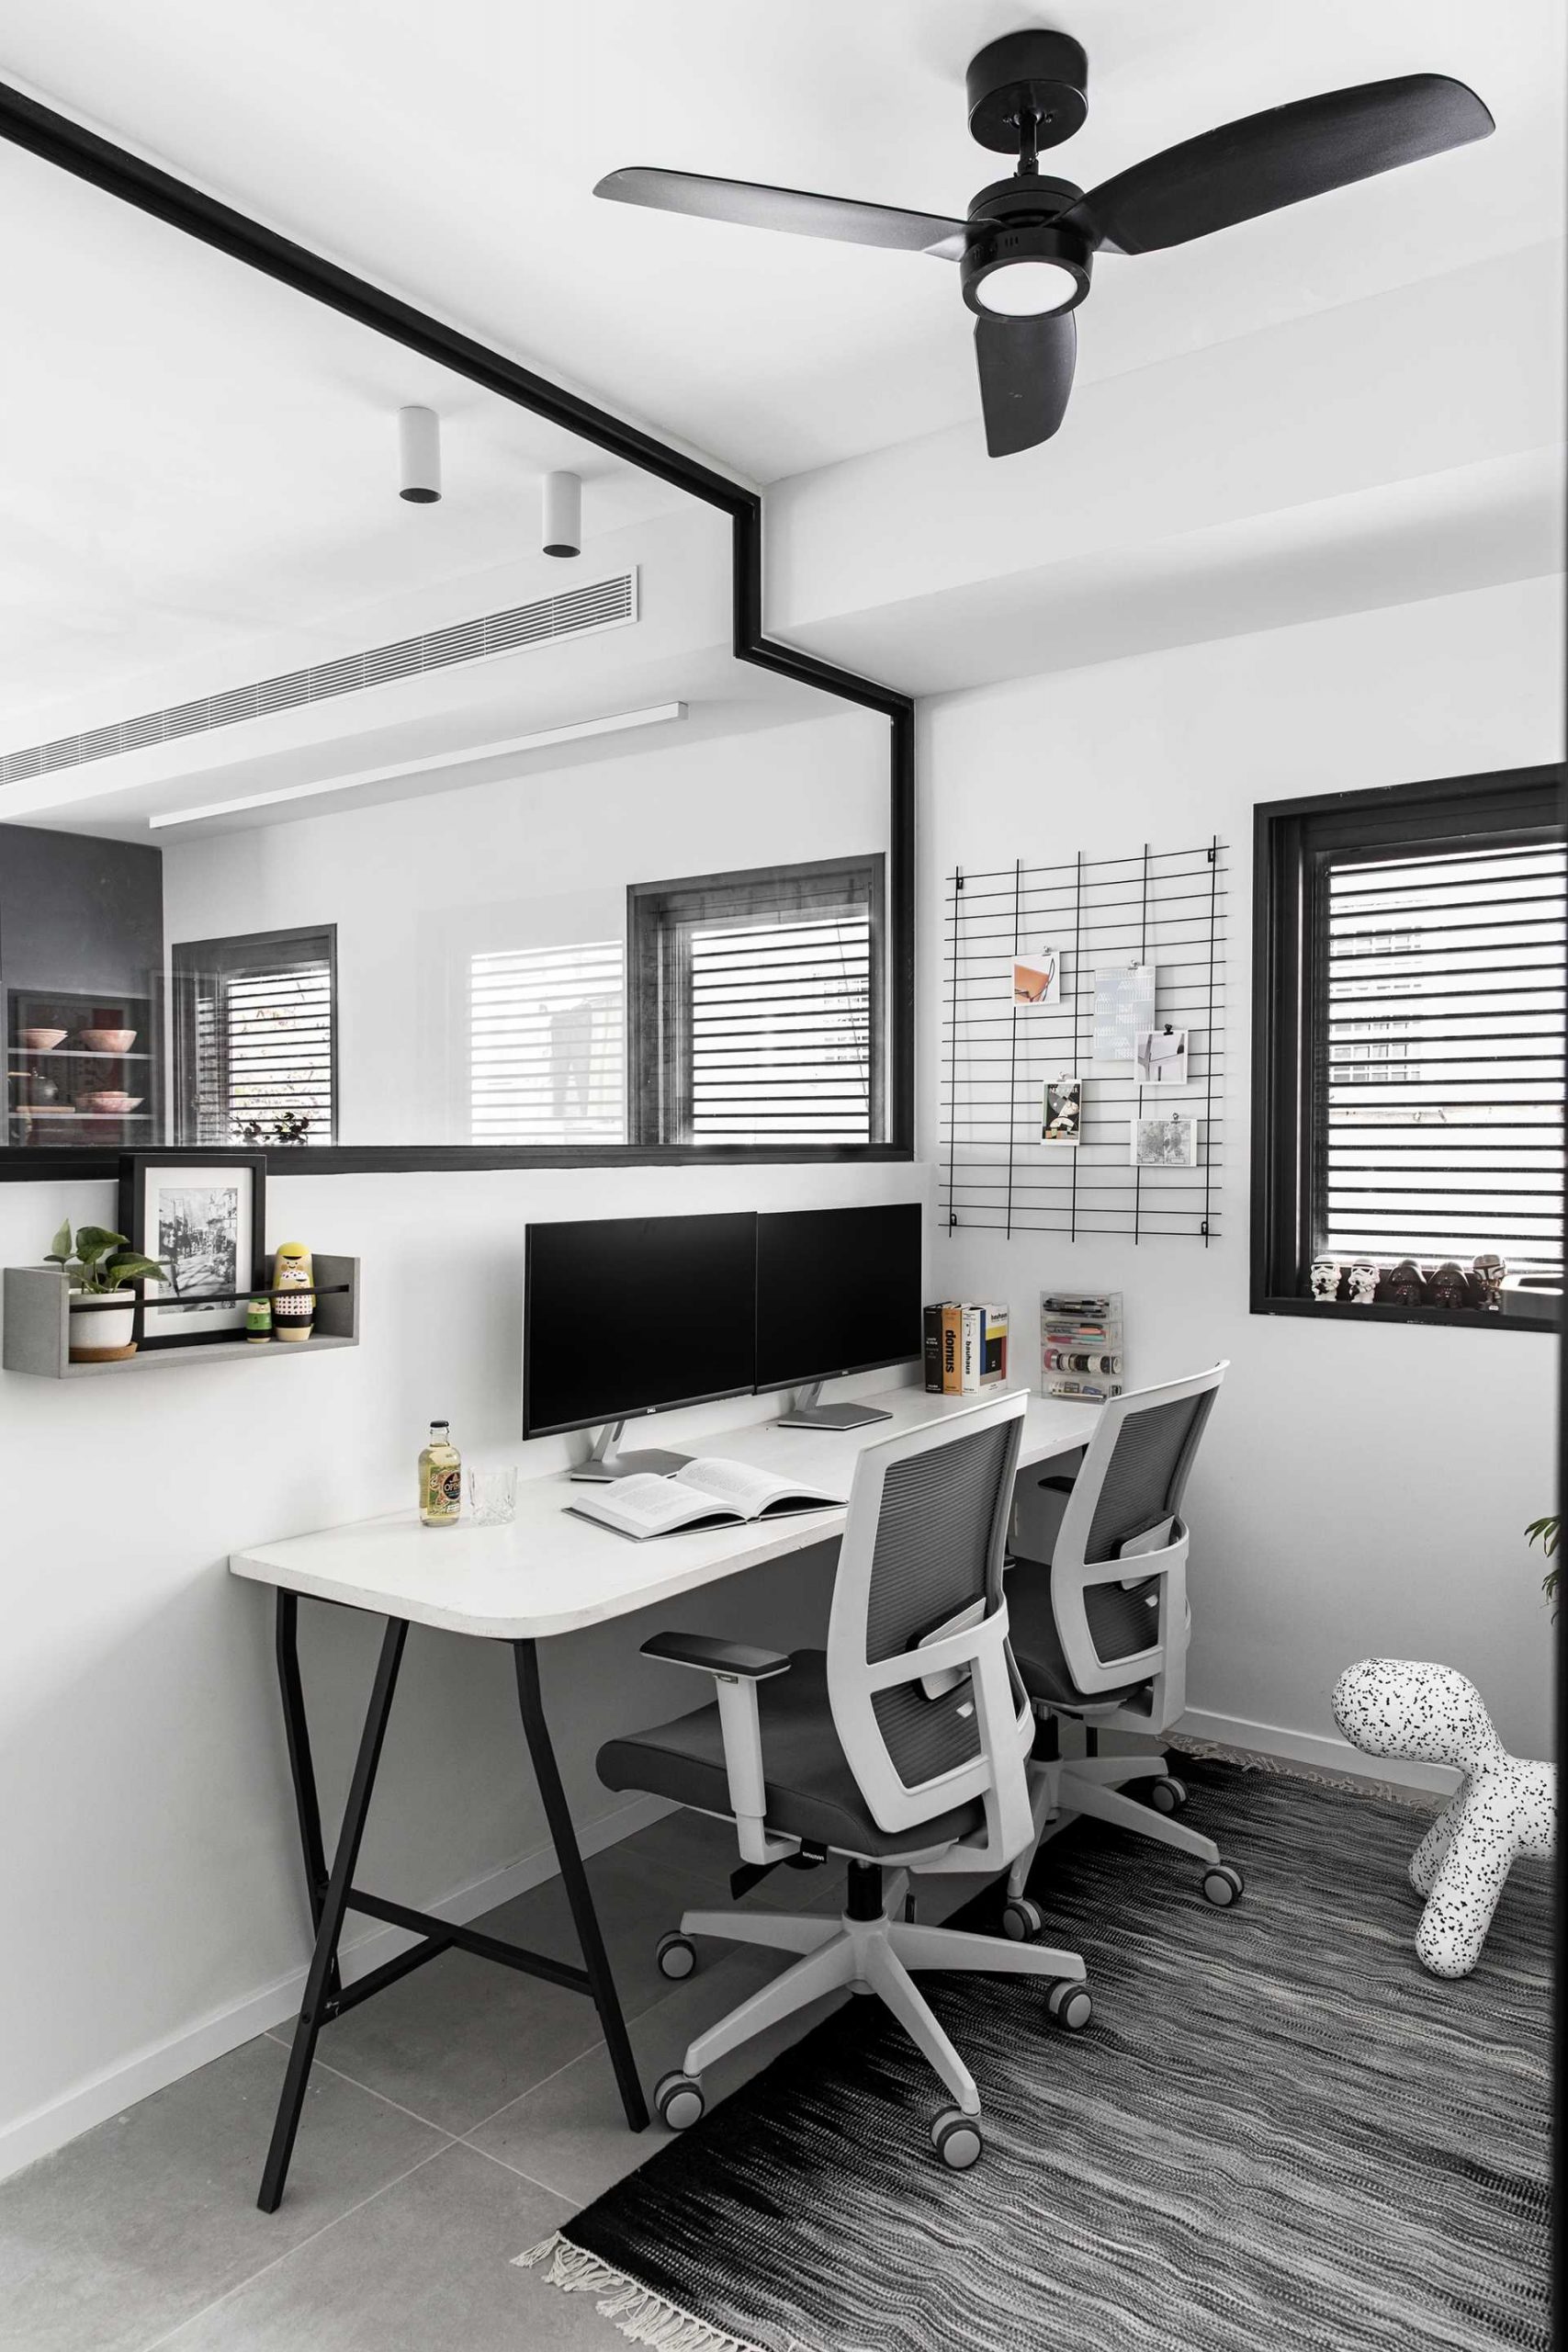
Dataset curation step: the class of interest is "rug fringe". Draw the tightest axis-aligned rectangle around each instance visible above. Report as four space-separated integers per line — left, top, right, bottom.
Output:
516 2233 787 2352
1168 1734 1442 1811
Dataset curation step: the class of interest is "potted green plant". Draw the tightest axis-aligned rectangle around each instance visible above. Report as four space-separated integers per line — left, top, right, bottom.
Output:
44 1219 166 1362
1526 1513 1559 1612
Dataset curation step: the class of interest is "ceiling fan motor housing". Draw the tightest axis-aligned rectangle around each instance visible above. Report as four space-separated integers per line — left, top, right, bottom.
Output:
965 29 1089 153
960 176 1092 318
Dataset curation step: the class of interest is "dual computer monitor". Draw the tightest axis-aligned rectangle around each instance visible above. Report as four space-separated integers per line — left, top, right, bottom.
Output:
523 1202 921 1450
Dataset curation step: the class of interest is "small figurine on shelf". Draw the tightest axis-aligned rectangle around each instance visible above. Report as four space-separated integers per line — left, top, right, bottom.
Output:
1347 1261 1380 1307
1472 1254 1506 1311
271 1242 314 1342
1309 1257 1340 1302
245 1294 273 1343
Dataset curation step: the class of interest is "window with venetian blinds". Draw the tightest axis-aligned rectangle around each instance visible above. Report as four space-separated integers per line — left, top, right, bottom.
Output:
1321 839 1565 1275
628 856 885 1148
174 926 336 1146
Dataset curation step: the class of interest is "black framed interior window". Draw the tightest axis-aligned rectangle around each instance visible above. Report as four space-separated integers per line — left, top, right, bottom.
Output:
627 855 885 1147
1253 766 1564 1330
173 925 337 1148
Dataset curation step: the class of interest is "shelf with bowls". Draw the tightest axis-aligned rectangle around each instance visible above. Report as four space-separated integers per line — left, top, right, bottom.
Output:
6 991 160 1149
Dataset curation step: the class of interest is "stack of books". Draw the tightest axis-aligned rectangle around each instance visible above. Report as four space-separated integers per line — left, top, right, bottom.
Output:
922 1302 1010 1394
1041 1294 1124 1402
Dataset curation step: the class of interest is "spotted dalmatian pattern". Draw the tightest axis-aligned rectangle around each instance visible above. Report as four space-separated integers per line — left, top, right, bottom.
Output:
1333 1657 1556 1978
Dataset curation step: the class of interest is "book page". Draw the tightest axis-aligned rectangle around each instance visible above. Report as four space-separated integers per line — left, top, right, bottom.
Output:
677 1456 837 1515
675 1457 787 1514
581 1474 710 1533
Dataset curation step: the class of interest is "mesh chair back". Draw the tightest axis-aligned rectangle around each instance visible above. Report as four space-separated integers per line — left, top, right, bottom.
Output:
865 1416 1017 1659
861 1415 1020 1792
1085 1386 1216 1563
1010 1363 1226 1723
827 1391 1032 1843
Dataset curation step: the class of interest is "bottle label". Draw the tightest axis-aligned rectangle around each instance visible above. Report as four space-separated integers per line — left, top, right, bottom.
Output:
423 1463 461 1520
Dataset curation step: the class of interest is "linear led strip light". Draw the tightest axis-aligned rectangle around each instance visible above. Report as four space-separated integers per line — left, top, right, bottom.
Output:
148 701 686 830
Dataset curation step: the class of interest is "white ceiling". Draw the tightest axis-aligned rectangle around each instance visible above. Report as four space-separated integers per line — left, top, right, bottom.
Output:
0 137 686 748
1 0 1561 487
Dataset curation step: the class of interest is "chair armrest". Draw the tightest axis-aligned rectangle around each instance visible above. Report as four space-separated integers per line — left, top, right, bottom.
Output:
640 1632 792 1680
637 1634 794 1867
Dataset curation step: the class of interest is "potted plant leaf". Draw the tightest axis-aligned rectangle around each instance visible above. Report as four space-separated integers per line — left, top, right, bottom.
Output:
44 1218 166 1363
1527 1513 1559 1613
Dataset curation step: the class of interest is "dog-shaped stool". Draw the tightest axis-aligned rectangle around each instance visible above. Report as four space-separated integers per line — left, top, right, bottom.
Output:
1332 1657 1555 1978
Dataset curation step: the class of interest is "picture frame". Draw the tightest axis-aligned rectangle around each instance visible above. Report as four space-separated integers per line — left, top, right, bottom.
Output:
118 1151 267 1349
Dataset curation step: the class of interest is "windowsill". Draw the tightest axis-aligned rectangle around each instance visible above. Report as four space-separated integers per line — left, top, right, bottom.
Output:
1252 1292 1559 1334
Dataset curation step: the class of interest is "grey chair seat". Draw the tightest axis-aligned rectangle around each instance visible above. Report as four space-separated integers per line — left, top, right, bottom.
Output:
598 1648 987 1859
1004 1561 1156 1711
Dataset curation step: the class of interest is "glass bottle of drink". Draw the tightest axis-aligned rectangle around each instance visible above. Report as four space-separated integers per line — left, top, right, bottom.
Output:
419 1419 462 1527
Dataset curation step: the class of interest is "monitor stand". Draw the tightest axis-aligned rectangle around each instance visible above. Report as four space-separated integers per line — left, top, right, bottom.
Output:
569 1420 693 1484
773 1382 893 1432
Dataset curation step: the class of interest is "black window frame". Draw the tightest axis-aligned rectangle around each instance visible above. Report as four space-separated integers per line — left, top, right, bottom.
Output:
1251 763 1565 1333
627 854 886 1148
172 923 339 1148
0 81 914 1182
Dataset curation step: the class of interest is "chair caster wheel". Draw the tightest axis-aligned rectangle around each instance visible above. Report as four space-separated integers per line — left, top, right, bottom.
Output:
654 2071 705 2130
1047 1978 1093 2030
1202 1862 1245 1906
931 2108 983 2168
1000 1895 1043 1941
656 1931 696 1981
1148 1774 1188 1815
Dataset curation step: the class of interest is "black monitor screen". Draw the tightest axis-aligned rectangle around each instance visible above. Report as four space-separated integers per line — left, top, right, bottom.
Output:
755 1203 922 1391
524 1213 757 1438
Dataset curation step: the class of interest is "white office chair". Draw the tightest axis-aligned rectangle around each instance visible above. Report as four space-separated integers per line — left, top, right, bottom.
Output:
998 1363 1245 1932
597 1390 1091 2169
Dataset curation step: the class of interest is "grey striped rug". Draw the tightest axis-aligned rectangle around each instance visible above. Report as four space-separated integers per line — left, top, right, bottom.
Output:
518 1758 1550 2352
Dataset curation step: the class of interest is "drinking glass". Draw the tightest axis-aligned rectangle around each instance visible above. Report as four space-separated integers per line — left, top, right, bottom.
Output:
468 1465 517 1526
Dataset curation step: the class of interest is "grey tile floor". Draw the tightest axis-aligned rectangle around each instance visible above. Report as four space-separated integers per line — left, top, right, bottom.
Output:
0 1812 970 2352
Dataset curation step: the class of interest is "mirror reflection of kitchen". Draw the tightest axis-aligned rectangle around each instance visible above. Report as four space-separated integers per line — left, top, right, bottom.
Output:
0 135 890 1159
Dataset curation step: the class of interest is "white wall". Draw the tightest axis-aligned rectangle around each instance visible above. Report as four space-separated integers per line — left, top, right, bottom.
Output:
160 705 888 1142
0 1148 926 2178
920 574 1564 1770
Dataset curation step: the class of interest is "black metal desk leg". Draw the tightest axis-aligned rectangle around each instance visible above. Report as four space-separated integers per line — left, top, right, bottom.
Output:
513 1640 649 2132
258 1615 409 2212
274 1590 341 2007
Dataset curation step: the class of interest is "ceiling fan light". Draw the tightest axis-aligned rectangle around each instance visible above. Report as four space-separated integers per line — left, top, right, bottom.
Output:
974 258 1079 316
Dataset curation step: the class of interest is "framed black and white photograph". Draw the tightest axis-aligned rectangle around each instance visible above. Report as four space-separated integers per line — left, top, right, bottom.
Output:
118 1153 266 1348
1041 1074 1083 1145
1135 1025 1190 1086
1131 1110 1200 1170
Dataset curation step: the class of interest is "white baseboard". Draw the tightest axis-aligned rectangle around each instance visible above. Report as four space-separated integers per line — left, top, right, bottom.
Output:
1172 1707 1461 1799
0 1791 675 2188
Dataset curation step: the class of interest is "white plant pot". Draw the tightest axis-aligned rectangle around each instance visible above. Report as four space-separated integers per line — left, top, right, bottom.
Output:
69 1288 137 1361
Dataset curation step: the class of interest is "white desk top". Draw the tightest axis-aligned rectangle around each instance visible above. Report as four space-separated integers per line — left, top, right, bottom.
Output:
230 1386 1099 1642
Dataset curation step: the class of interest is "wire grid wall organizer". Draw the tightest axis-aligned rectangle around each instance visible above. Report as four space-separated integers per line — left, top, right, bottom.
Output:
942 840 1227 1241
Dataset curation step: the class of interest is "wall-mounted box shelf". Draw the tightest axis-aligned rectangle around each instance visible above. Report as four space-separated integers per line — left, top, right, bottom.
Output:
2 1255 359 1378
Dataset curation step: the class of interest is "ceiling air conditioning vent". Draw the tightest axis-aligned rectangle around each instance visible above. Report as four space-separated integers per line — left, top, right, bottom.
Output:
0 568 638 787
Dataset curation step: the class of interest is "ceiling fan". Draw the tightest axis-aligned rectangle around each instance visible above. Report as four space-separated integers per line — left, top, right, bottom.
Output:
594 30 1493 458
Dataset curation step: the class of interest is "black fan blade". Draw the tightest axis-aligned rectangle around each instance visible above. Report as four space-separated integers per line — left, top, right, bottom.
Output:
594 167 968 258
1063 74 1493 257
975 311 1077 458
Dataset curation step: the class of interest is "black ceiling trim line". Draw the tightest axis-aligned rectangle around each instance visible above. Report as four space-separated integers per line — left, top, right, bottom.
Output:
0 74 917 1172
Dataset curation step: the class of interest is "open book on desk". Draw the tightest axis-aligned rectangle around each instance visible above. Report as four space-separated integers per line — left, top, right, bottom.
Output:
566 1456 843 1541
